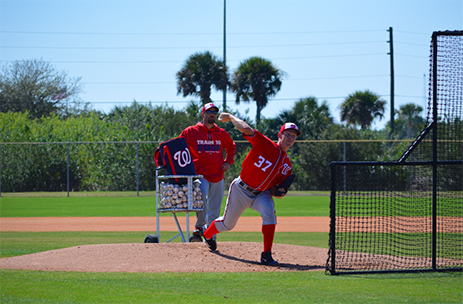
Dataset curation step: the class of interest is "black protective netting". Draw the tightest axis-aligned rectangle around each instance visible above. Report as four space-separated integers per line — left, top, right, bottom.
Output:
326 31 463 274
328 163 462 274
436 168 463 269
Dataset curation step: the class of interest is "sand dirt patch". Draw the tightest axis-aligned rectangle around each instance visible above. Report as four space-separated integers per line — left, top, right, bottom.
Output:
0 216 328 273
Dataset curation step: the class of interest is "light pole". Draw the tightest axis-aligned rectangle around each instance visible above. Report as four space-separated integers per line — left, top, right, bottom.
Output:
223 0 227 111
387 27 395 135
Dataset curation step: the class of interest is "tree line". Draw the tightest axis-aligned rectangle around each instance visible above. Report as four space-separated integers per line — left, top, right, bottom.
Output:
0 58 427 192
0 101 411 192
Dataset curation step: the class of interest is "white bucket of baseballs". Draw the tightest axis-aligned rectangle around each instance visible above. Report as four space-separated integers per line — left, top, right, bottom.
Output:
158 179 203 210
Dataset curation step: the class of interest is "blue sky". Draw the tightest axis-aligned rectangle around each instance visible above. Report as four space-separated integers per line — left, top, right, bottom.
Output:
1 0 461 129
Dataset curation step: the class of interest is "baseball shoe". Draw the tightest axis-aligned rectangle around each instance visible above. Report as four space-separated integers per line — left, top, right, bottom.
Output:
192 226 204 237
189 234 202 242
205 237 217 251
261 251 279 266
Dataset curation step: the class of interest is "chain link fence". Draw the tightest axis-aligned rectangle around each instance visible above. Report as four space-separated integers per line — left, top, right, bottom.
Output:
0 140 413 196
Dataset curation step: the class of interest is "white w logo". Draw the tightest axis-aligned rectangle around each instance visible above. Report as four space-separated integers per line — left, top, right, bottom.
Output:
282 163 291 175
174 148 192 168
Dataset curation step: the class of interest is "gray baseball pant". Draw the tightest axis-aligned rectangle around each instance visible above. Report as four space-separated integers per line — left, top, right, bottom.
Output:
195 177 225 228
214 177 277 232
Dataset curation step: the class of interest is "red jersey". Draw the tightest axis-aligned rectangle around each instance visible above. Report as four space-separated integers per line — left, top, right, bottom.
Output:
179 122 236 183
240 130 292 191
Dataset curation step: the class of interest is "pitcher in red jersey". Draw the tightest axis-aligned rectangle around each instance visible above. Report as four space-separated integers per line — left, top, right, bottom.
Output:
203 112 300 266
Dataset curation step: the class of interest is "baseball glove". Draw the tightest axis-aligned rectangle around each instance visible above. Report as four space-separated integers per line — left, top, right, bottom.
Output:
273 174 296 197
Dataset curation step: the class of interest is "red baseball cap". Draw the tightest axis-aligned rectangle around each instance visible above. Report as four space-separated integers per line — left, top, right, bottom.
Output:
279 123 301 136
202 102 219 114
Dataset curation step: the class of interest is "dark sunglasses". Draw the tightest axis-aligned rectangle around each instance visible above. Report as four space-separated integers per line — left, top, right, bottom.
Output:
205 110 218 114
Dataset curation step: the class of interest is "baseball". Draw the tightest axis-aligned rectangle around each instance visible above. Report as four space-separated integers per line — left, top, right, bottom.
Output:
181 195 187 202
167 190 173 196
166 202 172 209
166 196 172 202
182 185 188 192
173 185 179 193
178 190 184 197
172 193 178 200
167 184 173 190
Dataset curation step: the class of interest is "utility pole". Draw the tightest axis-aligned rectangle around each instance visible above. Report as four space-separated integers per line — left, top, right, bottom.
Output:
223 0 227 111
387 27 395 135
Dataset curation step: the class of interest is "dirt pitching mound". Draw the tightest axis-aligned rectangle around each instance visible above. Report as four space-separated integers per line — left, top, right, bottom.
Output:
0 242 328 273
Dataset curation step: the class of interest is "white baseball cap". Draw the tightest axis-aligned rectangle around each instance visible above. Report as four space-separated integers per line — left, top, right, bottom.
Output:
279 123 301 136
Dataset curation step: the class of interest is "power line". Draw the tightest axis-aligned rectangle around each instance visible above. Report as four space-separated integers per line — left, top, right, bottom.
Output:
0 53 386 65
84 94 424 104
395 41 429 47
0 60 184 64
83 75 389 85
395 53 428 59
1 41 386 50
394 30 430 36
81 74 420 85
290 75 388 81
0 29 385 36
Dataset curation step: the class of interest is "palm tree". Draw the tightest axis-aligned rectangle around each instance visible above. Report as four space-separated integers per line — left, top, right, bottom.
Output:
276 96 333 139
395 103 424 138
176 51 228 106
230 57 285 125
340 90 386 129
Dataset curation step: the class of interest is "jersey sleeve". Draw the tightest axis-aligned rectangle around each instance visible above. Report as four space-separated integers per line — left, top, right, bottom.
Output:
223 132 236 165
242 129 264 146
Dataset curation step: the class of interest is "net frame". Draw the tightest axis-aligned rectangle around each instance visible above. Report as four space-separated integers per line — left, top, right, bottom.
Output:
326 31 463 275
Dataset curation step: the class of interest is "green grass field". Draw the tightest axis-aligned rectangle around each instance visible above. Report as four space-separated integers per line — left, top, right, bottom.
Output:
0 193 330 217
1 192 462 303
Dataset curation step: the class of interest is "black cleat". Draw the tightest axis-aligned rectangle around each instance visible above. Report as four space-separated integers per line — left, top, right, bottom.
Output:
192 227 204 237
205 237 217 251
261 251 279 266
189 234 202 242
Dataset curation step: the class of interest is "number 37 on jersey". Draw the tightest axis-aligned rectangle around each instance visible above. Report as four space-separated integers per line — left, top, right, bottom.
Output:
254 156 272 172
254 155 291 175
